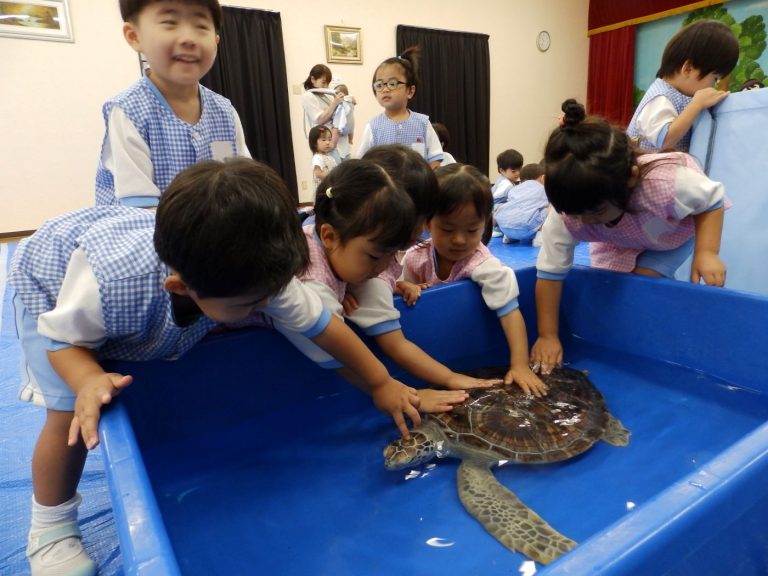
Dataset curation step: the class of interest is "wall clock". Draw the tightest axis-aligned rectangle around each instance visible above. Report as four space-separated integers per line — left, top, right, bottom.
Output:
536 30 551 52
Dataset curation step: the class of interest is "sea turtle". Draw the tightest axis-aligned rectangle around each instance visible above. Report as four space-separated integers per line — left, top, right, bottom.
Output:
383 366 630 565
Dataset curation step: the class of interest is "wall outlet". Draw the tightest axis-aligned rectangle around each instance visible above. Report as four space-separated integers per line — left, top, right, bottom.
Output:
301 180 308 190
292 84 303 95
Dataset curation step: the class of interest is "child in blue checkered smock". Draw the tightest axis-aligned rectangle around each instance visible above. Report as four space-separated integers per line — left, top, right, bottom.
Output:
626 19 737 152
355 47 444 168
95 0 250 208
11 158 421 576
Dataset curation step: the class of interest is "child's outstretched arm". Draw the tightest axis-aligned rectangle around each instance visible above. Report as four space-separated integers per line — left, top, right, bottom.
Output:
663 88 729 149
691 206 726 286
376 329 500 394
530 278 564 375
311 315 421 437
500 309 547 396
48 346 133 450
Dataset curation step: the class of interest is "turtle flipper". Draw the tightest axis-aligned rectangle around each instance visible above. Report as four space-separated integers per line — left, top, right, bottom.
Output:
457 461 576 565
602 414 631 446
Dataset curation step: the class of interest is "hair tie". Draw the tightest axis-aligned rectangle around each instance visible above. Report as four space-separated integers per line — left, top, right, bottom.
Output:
326 187 333 199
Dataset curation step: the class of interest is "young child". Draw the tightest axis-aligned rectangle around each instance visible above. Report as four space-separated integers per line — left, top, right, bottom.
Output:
276 158 492 412
95 0 251 207
532 99 726 374
398 163 547 396
355 46 444 168
432 122 457 165
627 19 739 152
495 162 549 244
308 125 338 191
302 63 344 161
332 83 356 161
11 158 420 576
491 148 523 206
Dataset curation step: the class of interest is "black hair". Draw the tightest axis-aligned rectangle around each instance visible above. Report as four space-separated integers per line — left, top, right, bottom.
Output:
519 163 544 182
433 163 493 225
155 158 308 298
119 0 222 31
314 159 416 254
431 122 450 150
543 99 638 215
308 125 332 154
372 46 421 95
740 78 765 91
303 64 332 91
362 144 439 221
656 19 739 79
496 149 524 171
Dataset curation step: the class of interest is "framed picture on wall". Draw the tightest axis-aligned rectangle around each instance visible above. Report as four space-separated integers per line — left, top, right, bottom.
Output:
324 25 362 65
0 0 73 42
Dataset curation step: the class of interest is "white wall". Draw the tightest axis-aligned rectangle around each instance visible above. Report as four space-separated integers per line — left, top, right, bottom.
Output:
0 0 588 233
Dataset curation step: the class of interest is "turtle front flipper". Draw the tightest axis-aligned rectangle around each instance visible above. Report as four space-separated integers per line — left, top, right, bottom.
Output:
457 461 576 565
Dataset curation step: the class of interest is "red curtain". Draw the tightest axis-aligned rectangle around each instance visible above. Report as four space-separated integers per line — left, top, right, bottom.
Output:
587 26 636 126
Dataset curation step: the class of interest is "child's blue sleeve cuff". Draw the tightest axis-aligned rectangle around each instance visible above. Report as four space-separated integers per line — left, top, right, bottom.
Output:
120 196 160 208
536 270 567 281
427 153 444 164
362 318 402 337
318 358 343 369
655 124 670 149
705 199 724 211
495 298 520 318
302 308 332 338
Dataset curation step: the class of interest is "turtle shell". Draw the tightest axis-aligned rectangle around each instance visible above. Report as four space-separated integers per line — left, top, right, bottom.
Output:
433 367 609 464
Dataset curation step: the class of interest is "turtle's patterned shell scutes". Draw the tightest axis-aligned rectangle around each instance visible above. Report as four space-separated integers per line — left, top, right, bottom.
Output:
433 367 608 464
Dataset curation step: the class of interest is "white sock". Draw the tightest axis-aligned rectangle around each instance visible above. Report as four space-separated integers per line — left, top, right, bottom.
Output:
30 493 81 531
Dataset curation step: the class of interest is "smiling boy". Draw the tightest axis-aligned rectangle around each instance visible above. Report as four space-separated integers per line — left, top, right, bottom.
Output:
96 0 250 207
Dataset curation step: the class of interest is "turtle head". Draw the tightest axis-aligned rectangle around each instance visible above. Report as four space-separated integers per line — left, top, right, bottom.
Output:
383 429 438 470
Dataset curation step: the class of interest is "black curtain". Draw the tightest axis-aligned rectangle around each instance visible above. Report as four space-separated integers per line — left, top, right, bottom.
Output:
397 25 490 174
202 8 298 200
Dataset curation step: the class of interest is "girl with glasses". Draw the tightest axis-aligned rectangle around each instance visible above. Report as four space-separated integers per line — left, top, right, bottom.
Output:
355 47 444 168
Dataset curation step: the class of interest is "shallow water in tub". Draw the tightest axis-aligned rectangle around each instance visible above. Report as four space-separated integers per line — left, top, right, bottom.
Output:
142 343 768 575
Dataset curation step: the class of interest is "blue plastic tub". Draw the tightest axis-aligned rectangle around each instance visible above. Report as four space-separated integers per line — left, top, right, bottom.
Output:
101 266 768 575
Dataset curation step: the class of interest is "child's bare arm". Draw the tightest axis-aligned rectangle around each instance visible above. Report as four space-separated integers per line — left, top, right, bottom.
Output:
530 278 564 374
663 88 729 149
499 309 547 396
48 346 133 449
313 165 327 180
691 206 726 286
375 329 499 390
311 315 421 437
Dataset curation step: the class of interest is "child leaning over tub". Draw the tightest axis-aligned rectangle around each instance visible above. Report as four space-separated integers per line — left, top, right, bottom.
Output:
96 0 250 207
10 158 422 576
355 46 444 168
343 145 501 411
626 19 738 152
276 158 497 413
531 99 726 375
308 125 338 192
397 163 548 397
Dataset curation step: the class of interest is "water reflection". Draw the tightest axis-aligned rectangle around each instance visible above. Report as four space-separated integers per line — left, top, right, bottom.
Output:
426 537 455 548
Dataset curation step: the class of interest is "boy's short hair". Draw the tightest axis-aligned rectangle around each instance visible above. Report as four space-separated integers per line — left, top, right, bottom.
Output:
656 19 739 79
119 0 223 32
154 158 308 298
334 84 349 96
496 149 524 171
519 163 544 182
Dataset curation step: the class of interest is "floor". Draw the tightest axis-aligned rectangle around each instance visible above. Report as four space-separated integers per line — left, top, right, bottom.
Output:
0 238 589 575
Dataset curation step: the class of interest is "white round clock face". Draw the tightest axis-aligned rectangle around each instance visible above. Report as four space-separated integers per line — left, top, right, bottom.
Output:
537 30 551 52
